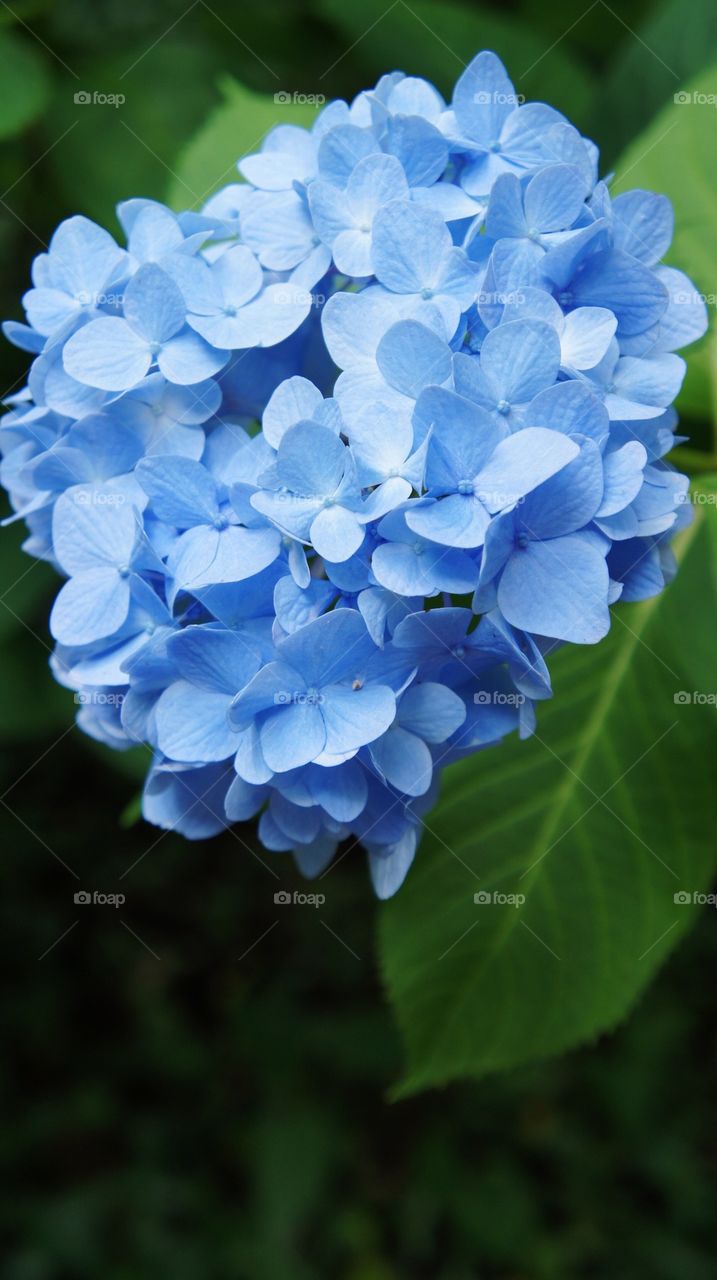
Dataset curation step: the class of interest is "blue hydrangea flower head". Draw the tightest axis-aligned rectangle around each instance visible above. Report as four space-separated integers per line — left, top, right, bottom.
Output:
0 50 707 896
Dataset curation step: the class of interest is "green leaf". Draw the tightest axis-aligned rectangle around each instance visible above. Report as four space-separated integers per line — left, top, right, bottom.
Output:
379 488 717 1096
168 76 321 210
316 0 594 128
598 0 717 162
0 29 51 139
611 60 717 427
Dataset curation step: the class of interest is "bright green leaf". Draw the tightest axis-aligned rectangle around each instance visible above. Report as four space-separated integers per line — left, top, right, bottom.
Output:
380 489 717 1096
598 0 717 162
612 60 717 426
168 76 320 210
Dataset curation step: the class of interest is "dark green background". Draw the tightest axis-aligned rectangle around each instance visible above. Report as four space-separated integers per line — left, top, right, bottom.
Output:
1 1 715 1275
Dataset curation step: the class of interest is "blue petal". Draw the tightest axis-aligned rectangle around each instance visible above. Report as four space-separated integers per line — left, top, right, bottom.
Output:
168 625 262 694
136 456 220 527
260 700 327 771
453 51 517 144
262 375 324 448
63 317 149 391
123 263 186 343
276 421 347 496
370 725 433 795
569 249 668 337
155 682 236 762
480 319 561 403
399 680 467 741
497 534 610 643
321 683 396 754
50 567 131 645
158 328 227 384
376 320 451 398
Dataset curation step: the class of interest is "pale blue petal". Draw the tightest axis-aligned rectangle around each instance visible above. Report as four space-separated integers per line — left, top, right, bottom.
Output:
399 680 466 741
611 190 673 265
50 567 130 645
372 200 451 294
158 329 227 384
497 534 610 643
276 421 347 496
63 317 150 391
523 164 587 232
124 264 186 343
260 701 327 771
309 503 364 561
370 725 433 796
262 375 324 448
321 683 396 754
480 319 561 403
560 306 617 369
475 427 579 512
376 320 451 397
155 682 236 762
453 51 517 143
136 456 219 526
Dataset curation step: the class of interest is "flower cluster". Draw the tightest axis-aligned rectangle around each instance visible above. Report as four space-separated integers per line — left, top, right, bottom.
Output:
0 52 706 896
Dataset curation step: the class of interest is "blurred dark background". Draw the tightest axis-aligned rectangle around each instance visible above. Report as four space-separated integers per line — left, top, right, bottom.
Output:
1 1 716 1275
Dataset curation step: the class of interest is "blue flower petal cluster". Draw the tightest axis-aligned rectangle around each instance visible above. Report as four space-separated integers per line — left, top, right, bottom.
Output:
1 52 706 897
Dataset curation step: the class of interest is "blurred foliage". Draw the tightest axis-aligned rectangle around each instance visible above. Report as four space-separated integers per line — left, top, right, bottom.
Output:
1 0 716 1274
